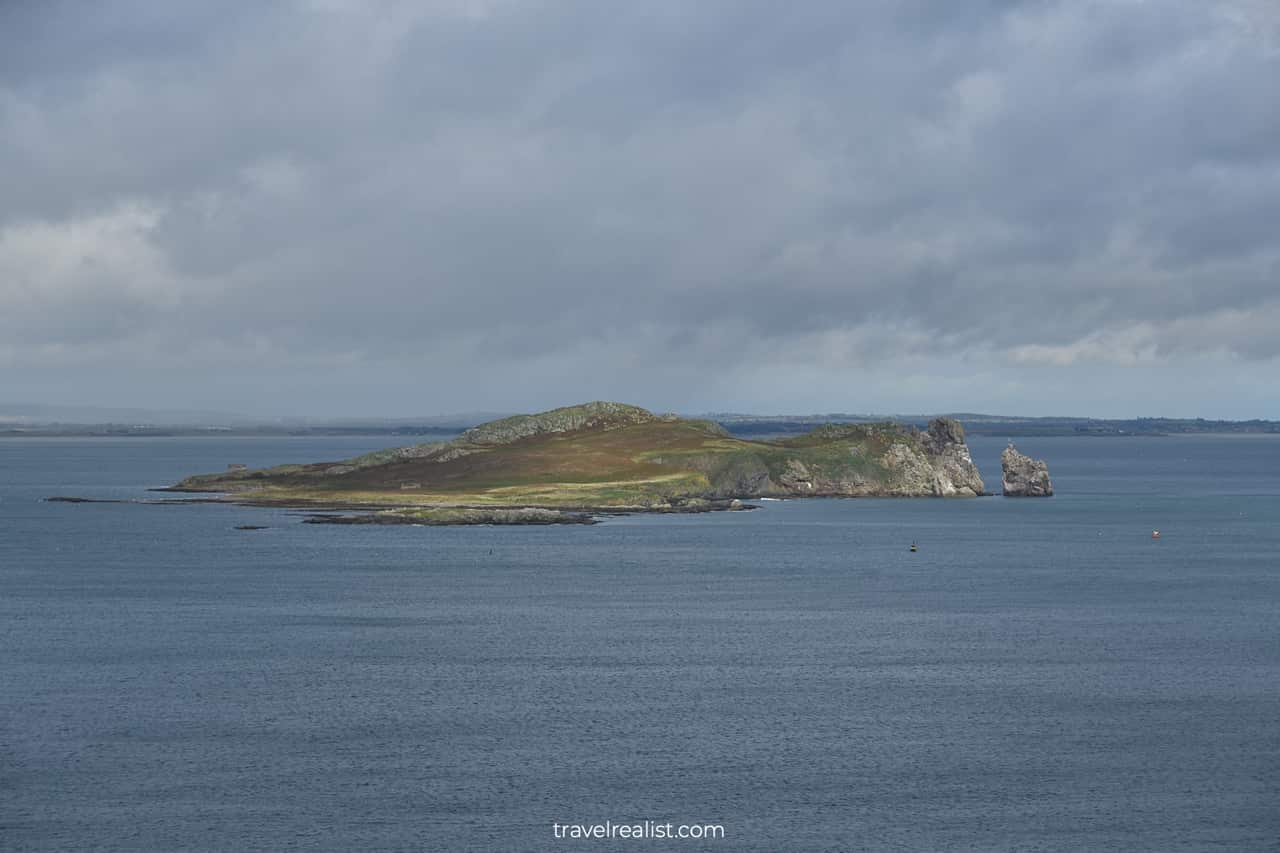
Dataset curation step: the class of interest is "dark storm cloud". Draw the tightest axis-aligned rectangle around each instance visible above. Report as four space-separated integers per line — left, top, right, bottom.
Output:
1 0 1278 416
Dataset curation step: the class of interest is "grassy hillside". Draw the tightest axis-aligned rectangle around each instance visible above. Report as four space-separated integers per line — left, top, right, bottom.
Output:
172 401 984 508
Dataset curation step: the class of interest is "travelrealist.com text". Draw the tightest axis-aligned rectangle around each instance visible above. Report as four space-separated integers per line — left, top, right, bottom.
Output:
553 821 725 841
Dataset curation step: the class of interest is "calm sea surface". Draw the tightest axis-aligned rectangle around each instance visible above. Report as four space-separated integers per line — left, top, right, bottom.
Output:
2 435 1279 851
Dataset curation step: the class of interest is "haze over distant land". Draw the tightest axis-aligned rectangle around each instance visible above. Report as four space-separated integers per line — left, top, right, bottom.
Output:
0 402 503 430
2 2 1278 418
3 400 1277 438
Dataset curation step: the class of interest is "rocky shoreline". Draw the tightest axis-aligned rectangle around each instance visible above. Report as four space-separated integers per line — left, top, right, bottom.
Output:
46 494 757 526
304 507 599 526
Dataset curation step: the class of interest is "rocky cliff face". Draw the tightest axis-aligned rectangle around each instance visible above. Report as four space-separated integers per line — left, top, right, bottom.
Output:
920 418 985 497
866 418 984 497
747 418 985 498
1001 444 1054 496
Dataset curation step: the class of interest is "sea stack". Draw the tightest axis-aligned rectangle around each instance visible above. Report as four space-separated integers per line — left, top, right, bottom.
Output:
1001 443 1053 497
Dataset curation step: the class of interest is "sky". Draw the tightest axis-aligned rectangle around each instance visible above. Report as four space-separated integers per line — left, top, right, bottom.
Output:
2 0 1278 419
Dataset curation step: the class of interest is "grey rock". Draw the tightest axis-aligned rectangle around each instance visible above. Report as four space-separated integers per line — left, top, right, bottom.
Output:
1001 444 1054 497
920 417 984 496
921 416 965 454
459 401 657 446
431 446 478 463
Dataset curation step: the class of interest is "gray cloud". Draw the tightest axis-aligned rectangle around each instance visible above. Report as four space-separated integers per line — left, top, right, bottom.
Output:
1 0 1278 417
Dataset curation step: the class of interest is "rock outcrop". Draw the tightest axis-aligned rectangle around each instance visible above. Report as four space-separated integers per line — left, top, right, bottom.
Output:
459 401 658 445
920 417 985 497
1001 444 1053 497
737 418 985 498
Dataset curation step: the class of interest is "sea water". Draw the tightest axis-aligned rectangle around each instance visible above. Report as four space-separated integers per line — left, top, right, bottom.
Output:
2 434 1279 851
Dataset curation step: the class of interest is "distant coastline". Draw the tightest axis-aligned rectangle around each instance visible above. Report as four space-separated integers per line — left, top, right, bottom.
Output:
5 415 1279 439
713 415 1280 438
0 425 466 439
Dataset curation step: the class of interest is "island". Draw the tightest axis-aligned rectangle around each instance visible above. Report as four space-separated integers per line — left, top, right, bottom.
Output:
162 401 988 524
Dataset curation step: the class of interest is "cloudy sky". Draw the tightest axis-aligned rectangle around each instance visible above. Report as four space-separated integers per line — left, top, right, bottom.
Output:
2 1 1278 418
